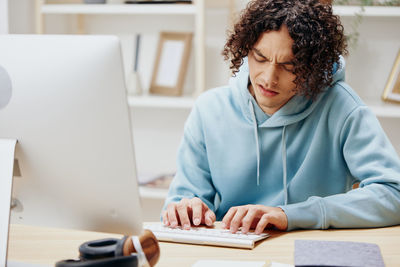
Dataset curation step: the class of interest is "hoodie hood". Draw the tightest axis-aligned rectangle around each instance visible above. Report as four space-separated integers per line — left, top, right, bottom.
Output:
229 56 346 196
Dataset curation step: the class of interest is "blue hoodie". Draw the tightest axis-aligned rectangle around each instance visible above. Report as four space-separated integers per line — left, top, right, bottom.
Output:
163 57 400 230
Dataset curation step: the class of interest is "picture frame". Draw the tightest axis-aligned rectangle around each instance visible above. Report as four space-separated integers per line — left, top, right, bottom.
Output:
149 32 193 96
382 50 400 103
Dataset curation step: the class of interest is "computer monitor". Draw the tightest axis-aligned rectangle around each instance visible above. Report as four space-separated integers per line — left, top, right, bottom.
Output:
0 34 143 265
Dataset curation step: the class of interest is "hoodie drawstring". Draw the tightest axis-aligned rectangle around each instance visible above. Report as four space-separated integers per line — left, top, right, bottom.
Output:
249 101 260 186
248 100 289 204
282 126 288 205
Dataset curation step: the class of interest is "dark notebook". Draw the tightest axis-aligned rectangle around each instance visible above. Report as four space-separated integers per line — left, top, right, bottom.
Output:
295 240 385 267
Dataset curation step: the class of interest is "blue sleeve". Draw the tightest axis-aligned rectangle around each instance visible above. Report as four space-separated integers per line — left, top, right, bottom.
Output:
281 107 400 230
161 103 216 213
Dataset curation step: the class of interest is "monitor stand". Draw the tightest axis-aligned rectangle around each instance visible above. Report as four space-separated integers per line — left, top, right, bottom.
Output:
0 139 17 267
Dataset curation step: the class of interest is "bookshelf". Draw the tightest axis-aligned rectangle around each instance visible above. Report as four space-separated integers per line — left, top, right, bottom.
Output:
34 0 212 97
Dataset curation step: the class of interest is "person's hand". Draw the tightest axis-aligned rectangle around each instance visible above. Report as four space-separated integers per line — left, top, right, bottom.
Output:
222 205 287 234
162 197 216 230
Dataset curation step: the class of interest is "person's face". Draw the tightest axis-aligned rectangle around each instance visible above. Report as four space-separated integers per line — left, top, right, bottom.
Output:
248 25 297 115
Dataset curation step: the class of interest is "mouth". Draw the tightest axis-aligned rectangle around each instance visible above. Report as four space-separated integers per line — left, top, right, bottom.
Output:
258 84 278 97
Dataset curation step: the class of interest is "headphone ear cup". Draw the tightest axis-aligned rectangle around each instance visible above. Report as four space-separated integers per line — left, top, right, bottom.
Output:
79 238 121 260
55 255 138 267
115 236 129 257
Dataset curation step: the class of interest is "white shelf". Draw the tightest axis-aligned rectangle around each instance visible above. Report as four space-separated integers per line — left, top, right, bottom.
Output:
41 4 196 15
333 6 400 17
127 95 195 109
367 102 400 118
127 95 400 115
139 186 168 199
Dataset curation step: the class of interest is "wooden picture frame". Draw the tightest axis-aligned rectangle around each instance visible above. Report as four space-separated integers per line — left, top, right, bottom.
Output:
149 32 193 96
382 50 400 103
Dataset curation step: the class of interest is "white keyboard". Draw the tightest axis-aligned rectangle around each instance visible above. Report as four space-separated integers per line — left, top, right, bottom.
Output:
144 223 270 249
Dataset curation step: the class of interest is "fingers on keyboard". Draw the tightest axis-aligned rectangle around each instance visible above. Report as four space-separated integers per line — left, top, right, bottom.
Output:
190 198 204 226
162 210 170 226
176 200 191 229
204 209 216 226
167 202 179 227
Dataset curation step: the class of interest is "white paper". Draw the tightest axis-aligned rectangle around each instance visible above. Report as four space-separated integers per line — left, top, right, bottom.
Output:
192 260 267 267
156 40 185 87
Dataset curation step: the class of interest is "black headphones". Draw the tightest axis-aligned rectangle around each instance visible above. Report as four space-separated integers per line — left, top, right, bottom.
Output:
55 237 138 267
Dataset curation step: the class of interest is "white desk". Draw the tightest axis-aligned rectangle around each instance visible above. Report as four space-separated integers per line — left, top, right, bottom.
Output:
8 223 400 266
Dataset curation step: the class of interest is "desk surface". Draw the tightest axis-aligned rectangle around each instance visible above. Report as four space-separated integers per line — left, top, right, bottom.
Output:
7 223 400 267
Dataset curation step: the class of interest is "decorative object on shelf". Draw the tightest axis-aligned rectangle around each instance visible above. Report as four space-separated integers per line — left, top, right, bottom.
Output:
149 31 193 96
126 34 143 96
382 50 400 103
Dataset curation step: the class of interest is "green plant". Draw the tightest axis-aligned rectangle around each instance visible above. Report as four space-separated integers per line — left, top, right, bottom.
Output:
334 0 400 49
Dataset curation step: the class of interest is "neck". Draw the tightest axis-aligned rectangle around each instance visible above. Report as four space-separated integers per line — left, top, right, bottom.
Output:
247 83 274 116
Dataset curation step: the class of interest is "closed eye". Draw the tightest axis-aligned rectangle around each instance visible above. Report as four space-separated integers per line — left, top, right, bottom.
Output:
254 56 267 63
282 64 294 72
252 49 269 63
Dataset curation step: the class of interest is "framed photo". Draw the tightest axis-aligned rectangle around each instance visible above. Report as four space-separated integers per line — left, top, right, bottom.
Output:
382 50 400 103
149 32 193 96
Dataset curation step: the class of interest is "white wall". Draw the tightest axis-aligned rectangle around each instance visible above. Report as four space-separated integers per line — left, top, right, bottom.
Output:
0 0 8 34
8 0 35 33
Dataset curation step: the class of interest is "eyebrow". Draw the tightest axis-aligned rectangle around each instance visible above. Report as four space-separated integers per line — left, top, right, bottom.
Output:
253 48 294 65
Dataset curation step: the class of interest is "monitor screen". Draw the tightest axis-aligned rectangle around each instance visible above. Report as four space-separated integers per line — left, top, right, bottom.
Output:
0 35 143 237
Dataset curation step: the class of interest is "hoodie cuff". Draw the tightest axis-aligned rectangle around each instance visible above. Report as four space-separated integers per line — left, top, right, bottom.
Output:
279 196 327 231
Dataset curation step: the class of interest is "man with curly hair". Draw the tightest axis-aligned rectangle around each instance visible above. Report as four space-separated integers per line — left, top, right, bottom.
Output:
162 0 400 233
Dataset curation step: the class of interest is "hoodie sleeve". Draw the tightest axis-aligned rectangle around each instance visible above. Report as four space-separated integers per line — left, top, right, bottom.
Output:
162 103 216 214
281 106 400 230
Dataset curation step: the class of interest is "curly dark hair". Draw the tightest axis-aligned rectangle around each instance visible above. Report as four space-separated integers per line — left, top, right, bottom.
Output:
222 0 348 99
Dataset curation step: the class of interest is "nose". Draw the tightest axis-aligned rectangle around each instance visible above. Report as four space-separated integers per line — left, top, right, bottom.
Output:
261 63 278 88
